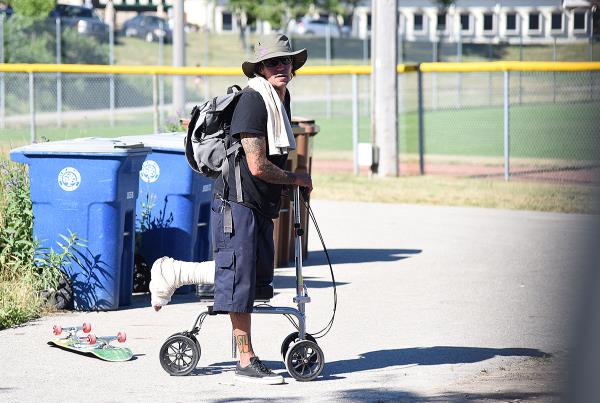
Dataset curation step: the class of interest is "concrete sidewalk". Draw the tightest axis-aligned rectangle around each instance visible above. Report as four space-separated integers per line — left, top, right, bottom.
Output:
1 200 597 402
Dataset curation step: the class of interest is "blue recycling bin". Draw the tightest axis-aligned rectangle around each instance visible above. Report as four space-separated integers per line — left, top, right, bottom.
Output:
10 138 151 311
118 133 214 294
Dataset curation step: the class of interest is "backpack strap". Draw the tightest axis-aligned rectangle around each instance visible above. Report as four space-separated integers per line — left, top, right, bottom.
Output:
227 142 243 203
219 142 243 235
222 200 233 234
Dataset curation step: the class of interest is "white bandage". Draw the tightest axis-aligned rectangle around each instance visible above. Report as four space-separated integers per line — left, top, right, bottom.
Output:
149 257 215 309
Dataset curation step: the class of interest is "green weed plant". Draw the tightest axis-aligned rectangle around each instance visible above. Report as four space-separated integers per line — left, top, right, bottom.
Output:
0 159 88 329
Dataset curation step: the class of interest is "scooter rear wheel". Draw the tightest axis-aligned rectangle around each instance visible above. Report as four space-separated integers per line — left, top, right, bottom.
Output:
159 333 200 376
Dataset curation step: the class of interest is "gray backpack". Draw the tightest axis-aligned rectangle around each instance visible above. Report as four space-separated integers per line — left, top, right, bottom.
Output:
184 85 244 206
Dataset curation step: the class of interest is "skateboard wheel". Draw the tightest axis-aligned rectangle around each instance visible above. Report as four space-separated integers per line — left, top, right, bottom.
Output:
82 323 92 333
53 325 62 336
87 334 97 345
117 332 126 343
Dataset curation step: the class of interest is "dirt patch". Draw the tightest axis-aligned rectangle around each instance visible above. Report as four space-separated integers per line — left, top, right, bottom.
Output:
313 159 600 185
435 352 568 402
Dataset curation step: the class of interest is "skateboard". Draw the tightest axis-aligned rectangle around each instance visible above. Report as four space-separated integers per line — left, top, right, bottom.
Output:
49 323 133 362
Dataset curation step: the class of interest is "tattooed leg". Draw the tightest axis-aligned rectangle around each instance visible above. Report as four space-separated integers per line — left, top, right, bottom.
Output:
230 312 254 367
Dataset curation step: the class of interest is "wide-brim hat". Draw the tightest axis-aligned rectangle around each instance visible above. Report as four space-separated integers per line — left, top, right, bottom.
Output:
242 34 308 78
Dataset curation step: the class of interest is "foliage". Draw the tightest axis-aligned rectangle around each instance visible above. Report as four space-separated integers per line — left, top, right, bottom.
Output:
0 160 35 280
3 15 108 64
33 231 85 292
163 115 184 132
0 158 89 328
0 277 43 330
10 0 55 18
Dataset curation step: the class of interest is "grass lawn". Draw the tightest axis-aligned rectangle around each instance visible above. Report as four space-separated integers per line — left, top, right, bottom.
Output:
312 173 600 214
112 33 599 67
310 101 600 162
3 102 599 164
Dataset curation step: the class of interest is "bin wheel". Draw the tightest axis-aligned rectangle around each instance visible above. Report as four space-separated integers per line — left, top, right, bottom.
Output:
159 333 200 376
281 332 317 359
285 340 324 382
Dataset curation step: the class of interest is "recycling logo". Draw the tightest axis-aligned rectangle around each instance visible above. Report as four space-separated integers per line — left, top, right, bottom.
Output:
140 160 160 183
57 167 81 192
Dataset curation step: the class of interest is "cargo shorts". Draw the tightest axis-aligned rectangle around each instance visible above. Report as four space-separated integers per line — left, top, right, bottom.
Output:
211 198 275 313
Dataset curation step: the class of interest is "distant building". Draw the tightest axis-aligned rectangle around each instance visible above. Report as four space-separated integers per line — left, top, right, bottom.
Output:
353 0 595 43
87 0 595 43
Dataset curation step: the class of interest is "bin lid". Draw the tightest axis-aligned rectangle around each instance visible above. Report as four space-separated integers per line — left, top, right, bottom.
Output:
10 137 151 156
117 133 186 152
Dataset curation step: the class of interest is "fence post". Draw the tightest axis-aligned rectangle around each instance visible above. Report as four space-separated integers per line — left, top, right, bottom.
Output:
0 13 5 130
109 22 115 127
153 74 159 134
417 65 425 175
325 22 332 118
56 17 62 128
352 73 359 175
29 72 36 144
431 39 438 110
503 70 510 181
488 38 493 106
157 20 166 127
457 30 462 108
552 36 557 103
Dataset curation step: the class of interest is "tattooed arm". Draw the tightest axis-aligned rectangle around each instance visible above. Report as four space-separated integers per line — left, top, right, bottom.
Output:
240 133 312 192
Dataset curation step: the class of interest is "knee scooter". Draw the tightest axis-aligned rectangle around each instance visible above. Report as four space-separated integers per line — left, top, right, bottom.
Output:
158 186 325 381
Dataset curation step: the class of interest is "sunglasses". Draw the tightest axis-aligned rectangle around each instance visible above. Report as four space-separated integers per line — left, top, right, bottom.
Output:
262 56 293 68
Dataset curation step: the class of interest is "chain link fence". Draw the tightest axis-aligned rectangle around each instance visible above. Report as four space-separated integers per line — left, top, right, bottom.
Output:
415 69 600 183
0 64 598 184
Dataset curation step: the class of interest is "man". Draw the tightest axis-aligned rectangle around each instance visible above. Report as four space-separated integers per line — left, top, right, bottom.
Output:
211 34 312 384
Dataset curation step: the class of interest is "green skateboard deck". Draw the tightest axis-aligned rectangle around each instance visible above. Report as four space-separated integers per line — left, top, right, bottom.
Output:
49 337 133 362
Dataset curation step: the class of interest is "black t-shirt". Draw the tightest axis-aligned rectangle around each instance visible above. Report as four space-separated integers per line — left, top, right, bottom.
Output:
214 88 290 218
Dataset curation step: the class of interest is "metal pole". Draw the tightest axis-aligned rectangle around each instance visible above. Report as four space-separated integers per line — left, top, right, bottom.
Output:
553 36 557 103
457 28 462 108
29 72 36 144
488 38 493 106
503 70 510 181
352 73 359 175
153 74 159 134
56 17 62 127
0 14 5 130
432 39 438 110
417 66 425 175
292 186 306 337
108 10 115 127
203 30 210 101
592 7 597 101
363 32 368 64
159 20 165 128
519 14 523 105
172 0 186 115
325 20 332 118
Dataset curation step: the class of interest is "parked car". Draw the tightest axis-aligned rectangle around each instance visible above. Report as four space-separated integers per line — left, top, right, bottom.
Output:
0 4 13 19
49 4 108 41
290 17 350 38
122 14 172 43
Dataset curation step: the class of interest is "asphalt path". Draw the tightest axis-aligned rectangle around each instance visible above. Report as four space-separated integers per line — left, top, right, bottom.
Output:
1 200 597 402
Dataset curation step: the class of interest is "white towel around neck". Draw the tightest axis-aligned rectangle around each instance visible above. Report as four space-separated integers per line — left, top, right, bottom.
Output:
247 76 296 156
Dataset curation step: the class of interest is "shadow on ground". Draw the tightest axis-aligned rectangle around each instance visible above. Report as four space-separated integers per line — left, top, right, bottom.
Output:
328 388 561 402
305 248 422 266
323 346 550 376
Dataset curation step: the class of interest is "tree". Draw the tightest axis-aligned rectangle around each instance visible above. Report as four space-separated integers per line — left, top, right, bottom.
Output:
11 0 55 18
229 0 311 50
3 0 107 65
